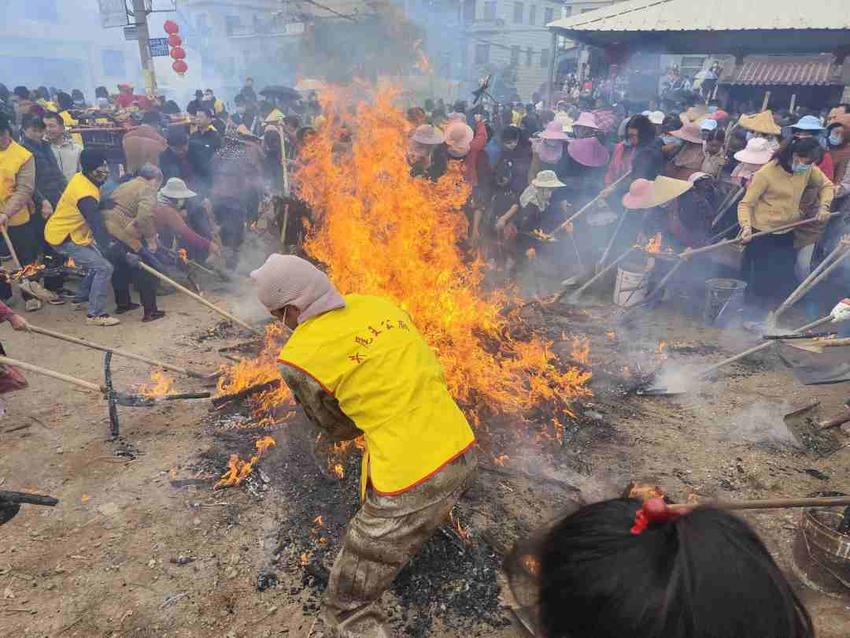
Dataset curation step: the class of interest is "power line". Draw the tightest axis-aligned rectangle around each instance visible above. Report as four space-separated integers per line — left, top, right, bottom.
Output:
296 0 360 22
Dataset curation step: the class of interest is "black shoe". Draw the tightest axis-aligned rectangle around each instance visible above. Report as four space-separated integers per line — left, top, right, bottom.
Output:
115 303 141 314
142 310 166 323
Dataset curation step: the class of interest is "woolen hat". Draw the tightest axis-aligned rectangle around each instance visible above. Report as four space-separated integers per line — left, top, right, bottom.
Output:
250 254 346 323
738 110 781 135
567 137 610 168
444 120 474 158
671 121 704 144
539 120 569 140
734 137 774 165
411 124 444 145
622 176 692 210
160 178 197 200
791 115 824 131
572 112 600 130
531 170 566 189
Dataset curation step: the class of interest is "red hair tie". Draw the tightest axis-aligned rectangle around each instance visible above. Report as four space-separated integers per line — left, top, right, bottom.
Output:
631 497 689 535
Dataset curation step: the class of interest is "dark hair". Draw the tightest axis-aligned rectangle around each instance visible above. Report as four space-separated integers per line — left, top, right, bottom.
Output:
773 137 821 173
835 103 850 114
196 108 213 120
13 85 30 100
35 86 49 101
42 111 64 126
627 114 656 146
71 89 85 102
56 91 74 111
141 110 161 126
95 86 109 99
284 115 301 129
162 100 181 115
80 149 108 173
0 114 12 135
661 114 682 133
166 127 188 147
705 128 725 144
0 84 9 102
21 114 45 131
501 125 521 144
539 499 814 638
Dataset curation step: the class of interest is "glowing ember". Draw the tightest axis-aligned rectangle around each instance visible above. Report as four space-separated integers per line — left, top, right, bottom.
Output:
493 454 509 466
296 86 591 431
214 435 276 489
656 341 668 357
313 515 324 528
331 463 345 479
177 248 189 264
448 509 471 544
299 552 312 566
643 233 663 254
12 263 46 280
521 554 541 577
138 371 175 399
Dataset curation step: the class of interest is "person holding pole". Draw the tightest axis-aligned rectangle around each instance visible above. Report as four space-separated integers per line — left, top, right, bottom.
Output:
0 299 29 412
44 149 119 326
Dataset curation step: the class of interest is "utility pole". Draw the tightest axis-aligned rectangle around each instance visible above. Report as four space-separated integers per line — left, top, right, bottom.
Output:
132 0 158 95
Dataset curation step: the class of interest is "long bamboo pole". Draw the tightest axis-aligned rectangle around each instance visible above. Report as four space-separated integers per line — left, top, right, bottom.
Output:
562 246 636 302
1 227 23 271
697 315 833 379
137 262 259 334
556 172 631 234
668 495 850 512
0 355 103 393
28 325 209 378
769 243 850 325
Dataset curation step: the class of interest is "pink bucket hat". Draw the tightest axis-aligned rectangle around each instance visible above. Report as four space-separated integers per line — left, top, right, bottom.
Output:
250 254 345 323
672 121 704 144
445 120 474 158
567 137 610 168
572 112 600 130
539 120 569 141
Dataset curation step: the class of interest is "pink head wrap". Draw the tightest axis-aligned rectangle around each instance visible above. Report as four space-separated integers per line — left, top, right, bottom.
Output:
250 254 345 323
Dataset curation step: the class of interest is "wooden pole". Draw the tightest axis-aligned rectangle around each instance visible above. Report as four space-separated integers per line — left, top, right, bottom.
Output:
697 315 833 379
668 495 850 512
596 209 629 270
562 246 636 302
28 325 209 378
137 262 260 334
1 227 23 271
761 90 771 111
557 172 631 234
0 355 103 393
789 93 797 113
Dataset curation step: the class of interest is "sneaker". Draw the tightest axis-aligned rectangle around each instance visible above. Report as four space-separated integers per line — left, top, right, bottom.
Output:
86 314 120 326
25 298 43 312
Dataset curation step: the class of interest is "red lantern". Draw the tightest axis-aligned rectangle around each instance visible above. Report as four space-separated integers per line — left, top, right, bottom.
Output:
170 46 186 60
172 60 188 76
164 20 179 35
167 33 182 47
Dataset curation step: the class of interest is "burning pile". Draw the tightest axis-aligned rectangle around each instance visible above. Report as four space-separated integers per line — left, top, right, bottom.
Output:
214 435 277 489
138 370 176 399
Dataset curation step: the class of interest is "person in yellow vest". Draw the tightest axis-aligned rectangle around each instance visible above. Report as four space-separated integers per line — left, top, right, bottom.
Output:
44 149 119 327
250 254 477 637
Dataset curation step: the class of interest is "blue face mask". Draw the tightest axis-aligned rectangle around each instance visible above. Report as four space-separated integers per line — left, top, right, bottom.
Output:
829 133 842 146
708 105 718 113
792 162 810 174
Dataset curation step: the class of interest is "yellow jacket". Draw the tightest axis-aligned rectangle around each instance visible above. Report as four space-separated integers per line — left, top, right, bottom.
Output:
45 173 100 246
0 140 34 226
738 160 833 232
278 294 475 497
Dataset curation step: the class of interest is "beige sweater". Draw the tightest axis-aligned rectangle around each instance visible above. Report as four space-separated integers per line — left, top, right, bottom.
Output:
738 160 833 232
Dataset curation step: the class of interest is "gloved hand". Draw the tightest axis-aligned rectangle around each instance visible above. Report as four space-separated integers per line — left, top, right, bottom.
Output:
124 252 141 269
831 298 850 323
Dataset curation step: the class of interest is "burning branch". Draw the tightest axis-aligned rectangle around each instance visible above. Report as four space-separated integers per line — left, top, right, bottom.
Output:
214 435 277 489
137 371 176 399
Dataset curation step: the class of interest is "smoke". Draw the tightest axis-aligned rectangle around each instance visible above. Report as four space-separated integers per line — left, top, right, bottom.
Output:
717 401 798 446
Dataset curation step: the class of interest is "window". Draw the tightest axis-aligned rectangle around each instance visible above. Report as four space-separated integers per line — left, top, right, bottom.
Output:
475 43 490 65
511 45 520 66
101 49 126 78
526 47 533 66
463 0 476 22
544 7 554 23
483 1 497 19
513 2 524 23
540 48 550 67
529 5 536 24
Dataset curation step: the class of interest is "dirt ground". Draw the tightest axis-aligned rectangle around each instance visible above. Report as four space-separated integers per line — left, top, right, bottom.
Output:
1 274 849 637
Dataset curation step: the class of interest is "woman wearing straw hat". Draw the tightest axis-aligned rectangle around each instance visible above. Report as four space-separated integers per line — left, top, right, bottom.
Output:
737 137 833 311
737 110 782 152
408 124 446 181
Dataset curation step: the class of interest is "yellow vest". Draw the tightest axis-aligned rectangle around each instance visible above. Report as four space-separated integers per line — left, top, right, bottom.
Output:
45 173 100 246
279 294 475 497
0 140 33 227
59 110 84 146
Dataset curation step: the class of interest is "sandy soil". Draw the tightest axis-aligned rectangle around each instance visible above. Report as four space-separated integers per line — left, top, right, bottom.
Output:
0 278 848 637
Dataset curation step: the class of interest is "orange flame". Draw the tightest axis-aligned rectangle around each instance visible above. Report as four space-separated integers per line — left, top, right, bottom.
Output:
644 233 663 254
449 509 471 544
12 262 45 280
493 454 509 466
313 515 324 528
413 39 431 73
177 248 189 264
138 370 175 399
295 86 591 429
214 435 276 489
331 463 345 479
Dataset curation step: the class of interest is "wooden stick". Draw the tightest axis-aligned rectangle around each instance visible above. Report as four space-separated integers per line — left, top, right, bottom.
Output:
681 213 842 258
697 315 833 379
0 355 103 393
137 262 259 334
769 243 850 325
556 172 631 234
596 209 629 270
562 246 636 302
28 325 209 378
668 495 850 512
761 90 771 111
1 227 23 271
621 259 685 316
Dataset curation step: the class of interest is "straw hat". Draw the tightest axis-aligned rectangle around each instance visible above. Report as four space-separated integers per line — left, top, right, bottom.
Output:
160 178 197 200
572 111 600 130
642 110 664 125
733 137 774 165
738 110 781 135
539 120 569 141
567 137 610 168
444 120 474 157
622 176 692 210
412 124 445 145
683 105 708 122
791 115 824 131
531 170 566 189
671 121 704 145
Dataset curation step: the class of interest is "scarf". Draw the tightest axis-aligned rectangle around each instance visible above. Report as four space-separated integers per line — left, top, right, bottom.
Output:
519 184 552 211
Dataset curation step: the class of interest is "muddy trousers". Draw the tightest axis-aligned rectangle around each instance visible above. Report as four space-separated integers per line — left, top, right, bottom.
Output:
323 450 477 637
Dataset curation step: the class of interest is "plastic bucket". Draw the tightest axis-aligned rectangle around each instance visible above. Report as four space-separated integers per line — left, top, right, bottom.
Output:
614 267 650 307
702 278 747 327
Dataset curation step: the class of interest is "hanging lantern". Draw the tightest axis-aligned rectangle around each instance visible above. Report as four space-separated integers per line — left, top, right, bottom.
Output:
172 60 188 76
167 33 182 47
163 20 179 35
170 46 186 60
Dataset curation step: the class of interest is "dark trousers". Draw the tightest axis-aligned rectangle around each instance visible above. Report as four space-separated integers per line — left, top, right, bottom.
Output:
111 257 158 315
742 231 796 311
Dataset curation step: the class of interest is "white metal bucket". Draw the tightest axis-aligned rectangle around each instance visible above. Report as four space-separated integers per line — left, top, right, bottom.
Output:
614 267 650 307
